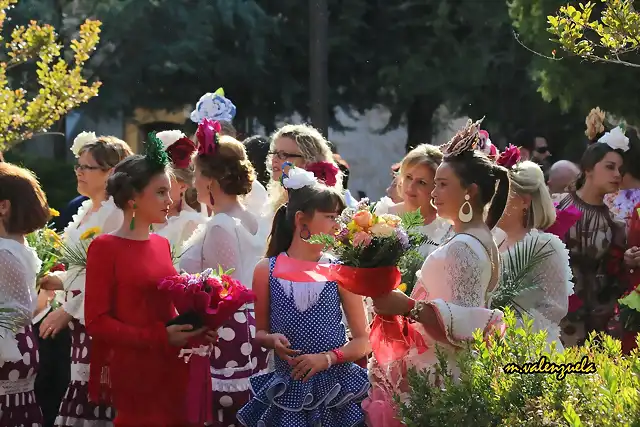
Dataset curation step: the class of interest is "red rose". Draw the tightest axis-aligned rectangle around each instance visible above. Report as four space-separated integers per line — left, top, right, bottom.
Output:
305 161 339 187
49 263 66 273
167 137 196 169
496 144 521 169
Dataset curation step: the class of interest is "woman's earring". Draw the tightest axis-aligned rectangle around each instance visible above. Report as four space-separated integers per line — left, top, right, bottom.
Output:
458 194 473 223
299 224 311 240
130 203 137 230
208 186 214 207
430 198 437 209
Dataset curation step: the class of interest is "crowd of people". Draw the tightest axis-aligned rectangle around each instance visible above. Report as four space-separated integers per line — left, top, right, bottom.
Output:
1 93 639 427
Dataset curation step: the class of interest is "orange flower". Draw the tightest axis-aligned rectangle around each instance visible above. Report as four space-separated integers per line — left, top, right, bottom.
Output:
353 210 373 229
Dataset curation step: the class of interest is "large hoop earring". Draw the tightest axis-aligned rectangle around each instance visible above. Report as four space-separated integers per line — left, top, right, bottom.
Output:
300 224 311 240
458 195 473 223
430 198 437 209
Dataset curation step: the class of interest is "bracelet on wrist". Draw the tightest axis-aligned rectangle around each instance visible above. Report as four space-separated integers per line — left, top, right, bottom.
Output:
331 348 345 364
324 352 333 368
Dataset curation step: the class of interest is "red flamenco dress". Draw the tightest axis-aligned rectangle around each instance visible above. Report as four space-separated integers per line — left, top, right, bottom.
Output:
622 203 640 353
84 234 189 427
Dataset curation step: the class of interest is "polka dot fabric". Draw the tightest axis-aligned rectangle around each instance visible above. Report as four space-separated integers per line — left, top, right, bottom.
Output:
236 256 369 427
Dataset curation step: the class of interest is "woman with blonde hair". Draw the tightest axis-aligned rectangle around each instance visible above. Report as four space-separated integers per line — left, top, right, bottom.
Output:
375 144 453 257
493 154 573 350
266 124 342 215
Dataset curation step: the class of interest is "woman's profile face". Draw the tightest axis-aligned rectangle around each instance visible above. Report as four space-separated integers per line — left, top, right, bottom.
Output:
135 172 172 224
75 151 110 198
270 137 305 182
431 162 467 222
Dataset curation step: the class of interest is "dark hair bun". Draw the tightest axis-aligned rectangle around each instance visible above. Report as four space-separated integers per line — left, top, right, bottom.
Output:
106 171 135 209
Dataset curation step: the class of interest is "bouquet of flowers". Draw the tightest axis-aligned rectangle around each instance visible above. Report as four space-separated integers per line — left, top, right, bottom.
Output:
26 209 63 282
59 226 101 271
158 266 255 425
618 284 640 332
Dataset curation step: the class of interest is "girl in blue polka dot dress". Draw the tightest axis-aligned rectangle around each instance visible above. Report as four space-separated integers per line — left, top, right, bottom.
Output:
237 166 371 427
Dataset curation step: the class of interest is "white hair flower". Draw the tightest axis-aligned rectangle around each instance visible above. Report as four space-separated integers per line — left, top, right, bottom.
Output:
190 88 236 124
283 167 318 190
71 131 97 157
598 126 629 152
156 130 186 152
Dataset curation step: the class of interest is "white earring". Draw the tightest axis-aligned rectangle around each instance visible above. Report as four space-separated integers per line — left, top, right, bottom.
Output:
458 194 473 223
430 198 437 209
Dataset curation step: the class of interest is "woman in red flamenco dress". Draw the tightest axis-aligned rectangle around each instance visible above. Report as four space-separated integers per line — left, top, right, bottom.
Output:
621 201 640 353
85 147 213 426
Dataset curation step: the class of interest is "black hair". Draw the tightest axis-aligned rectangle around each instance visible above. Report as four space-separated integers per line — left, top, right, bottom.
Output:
622 129 640 180
574 143 624 190
242 135 270 187
511 129 536 152
106 155 171 209
443 151 510 229
266 183 346 257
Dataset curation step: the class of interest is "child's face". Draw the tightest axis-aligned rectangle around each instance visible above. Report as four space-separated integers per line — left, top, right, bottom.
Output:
305 210 340 237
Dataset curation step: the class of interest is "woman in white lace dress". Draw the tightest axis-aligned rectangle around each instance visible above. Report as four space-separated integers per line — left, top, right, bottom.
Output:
179 121 269 427
0 163 51 427
38 135 132 427
152 130 205 257
493 160 573 351
364 119 508 427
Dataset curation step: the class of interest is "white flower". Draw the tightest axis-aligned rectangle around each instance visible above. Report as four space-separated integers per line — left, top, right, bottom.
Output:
598 126 629 152
156 130 186 152
190 92 237 124
283 167 317 190
70 131 97 157
369 222 395 237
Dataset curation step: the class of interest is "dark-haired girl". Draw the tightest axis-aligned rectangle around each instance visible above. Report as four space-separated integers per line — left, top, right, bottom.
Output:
366 120 507 426
179 122 269 427
37 133 132 427
0 162 51 427
554 109 632 347
237 165 370 427
84 140 215 426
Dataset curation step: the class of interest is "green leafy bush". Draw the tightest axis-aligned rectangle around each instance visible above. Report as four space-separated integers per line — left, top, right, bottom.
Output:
4 152 78 212
399 309 640 427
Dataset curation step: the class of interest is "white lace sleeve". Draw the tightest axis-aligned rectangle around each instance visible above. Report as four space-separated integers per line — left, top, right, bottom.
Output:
444 241 485 307
0 249 33 362
202 224 240 278
513 231 573 326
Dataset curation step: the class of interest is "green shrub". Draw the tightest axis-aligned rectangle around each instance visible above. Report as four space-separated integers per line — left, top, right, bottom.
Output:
4 152 78 212
399 309 640 427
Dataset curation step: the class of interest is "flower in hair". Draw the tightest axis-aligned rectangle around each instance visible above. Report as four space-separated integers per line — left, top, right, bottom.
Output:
156 130 186 151
196 119 221 156
281 163 318 190
598 126 629 152
145 132 170 171
496 144 521 169
71 131 97 157
585 107 606 140
190 88 236 124
440 118 484 158
305 161 339 187
167 138 196 169
477 129 498 159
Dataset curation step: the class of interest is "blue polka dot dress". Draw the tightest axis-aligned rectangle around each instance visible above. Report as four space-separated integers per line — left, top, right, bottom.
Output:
237 255 369 427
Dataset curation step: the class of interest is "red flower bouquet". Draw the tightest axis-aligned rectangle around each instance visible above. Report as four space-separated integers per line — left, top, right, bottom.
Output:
158 267 255 425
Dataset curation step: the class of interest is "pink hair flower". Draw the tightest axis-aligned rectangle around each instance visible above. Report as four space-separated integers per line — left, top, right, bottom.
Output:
305 161 339 187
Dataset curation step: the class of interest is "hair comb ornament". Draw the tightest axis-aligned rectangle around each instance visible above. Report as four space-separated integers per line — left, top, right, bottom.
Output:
440 118 485 158
190 87 237 124
145 132 170 171
196 119 221 156
280 162 318 190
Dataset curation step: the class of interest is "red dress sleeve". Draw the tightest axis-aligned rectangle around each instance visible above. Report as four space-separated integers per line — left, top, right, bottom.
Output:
85 236 168 348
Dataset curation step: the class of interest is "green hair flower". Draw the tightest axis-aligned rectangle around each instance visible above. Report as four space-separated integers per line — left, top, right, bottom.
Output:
145 132 170 171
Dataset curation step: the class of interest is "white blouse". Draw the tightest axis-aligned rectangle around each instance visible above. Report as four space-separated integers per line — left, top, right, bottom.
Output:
153 204 205 260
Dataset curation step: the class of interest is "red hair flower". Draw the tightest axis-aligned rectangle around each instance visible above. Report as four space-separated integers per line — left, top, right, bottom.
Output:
305 161 339 187
497 144 521 169
167 138 196 169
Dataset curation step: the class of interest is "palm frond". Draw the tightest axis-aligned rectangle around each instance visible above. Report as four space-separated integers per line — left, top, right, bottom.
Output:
0 307 24 337
59 240 90 269
490 236 554 311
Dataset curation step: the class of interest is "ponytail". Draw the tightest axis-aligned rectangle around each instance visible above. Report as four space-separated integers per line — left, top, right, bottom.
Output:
573 172 586 190
266 204 294 258
486 165 510 229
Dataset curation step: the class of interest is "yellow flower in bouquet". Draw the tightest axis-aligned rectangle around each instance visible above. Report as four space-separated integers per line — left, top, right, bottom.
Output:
379 214 402 228
80 226 101 241
43 228 62 249
49 208 60 217
370 221 396 237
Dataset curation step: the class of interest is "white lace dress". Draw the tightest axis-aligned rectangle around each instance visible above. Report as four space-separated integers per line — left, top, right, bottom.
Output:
363 233 503 426
0 238 43 426
53 198 122 427
152 204 205 263
179 212 269 427
494 228 573 351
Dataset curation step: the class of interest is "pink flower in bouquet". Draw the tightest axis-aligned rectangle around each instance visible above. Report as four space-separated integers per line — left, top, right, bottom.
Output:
353 231 373 247
353 210 373 229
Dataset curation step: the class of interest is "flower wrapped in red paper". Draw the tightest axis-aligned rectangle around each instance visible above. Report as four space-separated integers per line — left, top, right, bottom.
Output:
273 199 429 368
158 267 255 425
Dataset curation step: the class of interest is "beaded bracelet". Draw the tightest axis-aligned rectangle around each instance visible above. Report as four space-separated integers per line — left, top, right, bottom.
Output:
331 348 345 364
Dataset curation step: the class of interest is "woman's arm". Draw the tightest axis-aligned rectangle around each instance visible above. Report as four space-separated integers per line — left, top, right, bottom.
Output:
84 238 168 349
253 258 272 348
335 287 371 362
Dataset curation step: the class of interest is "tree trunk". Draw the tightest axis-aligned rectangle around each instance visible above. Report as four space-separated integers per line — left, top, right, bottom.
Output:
309 0 329 137
405 95 441 152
